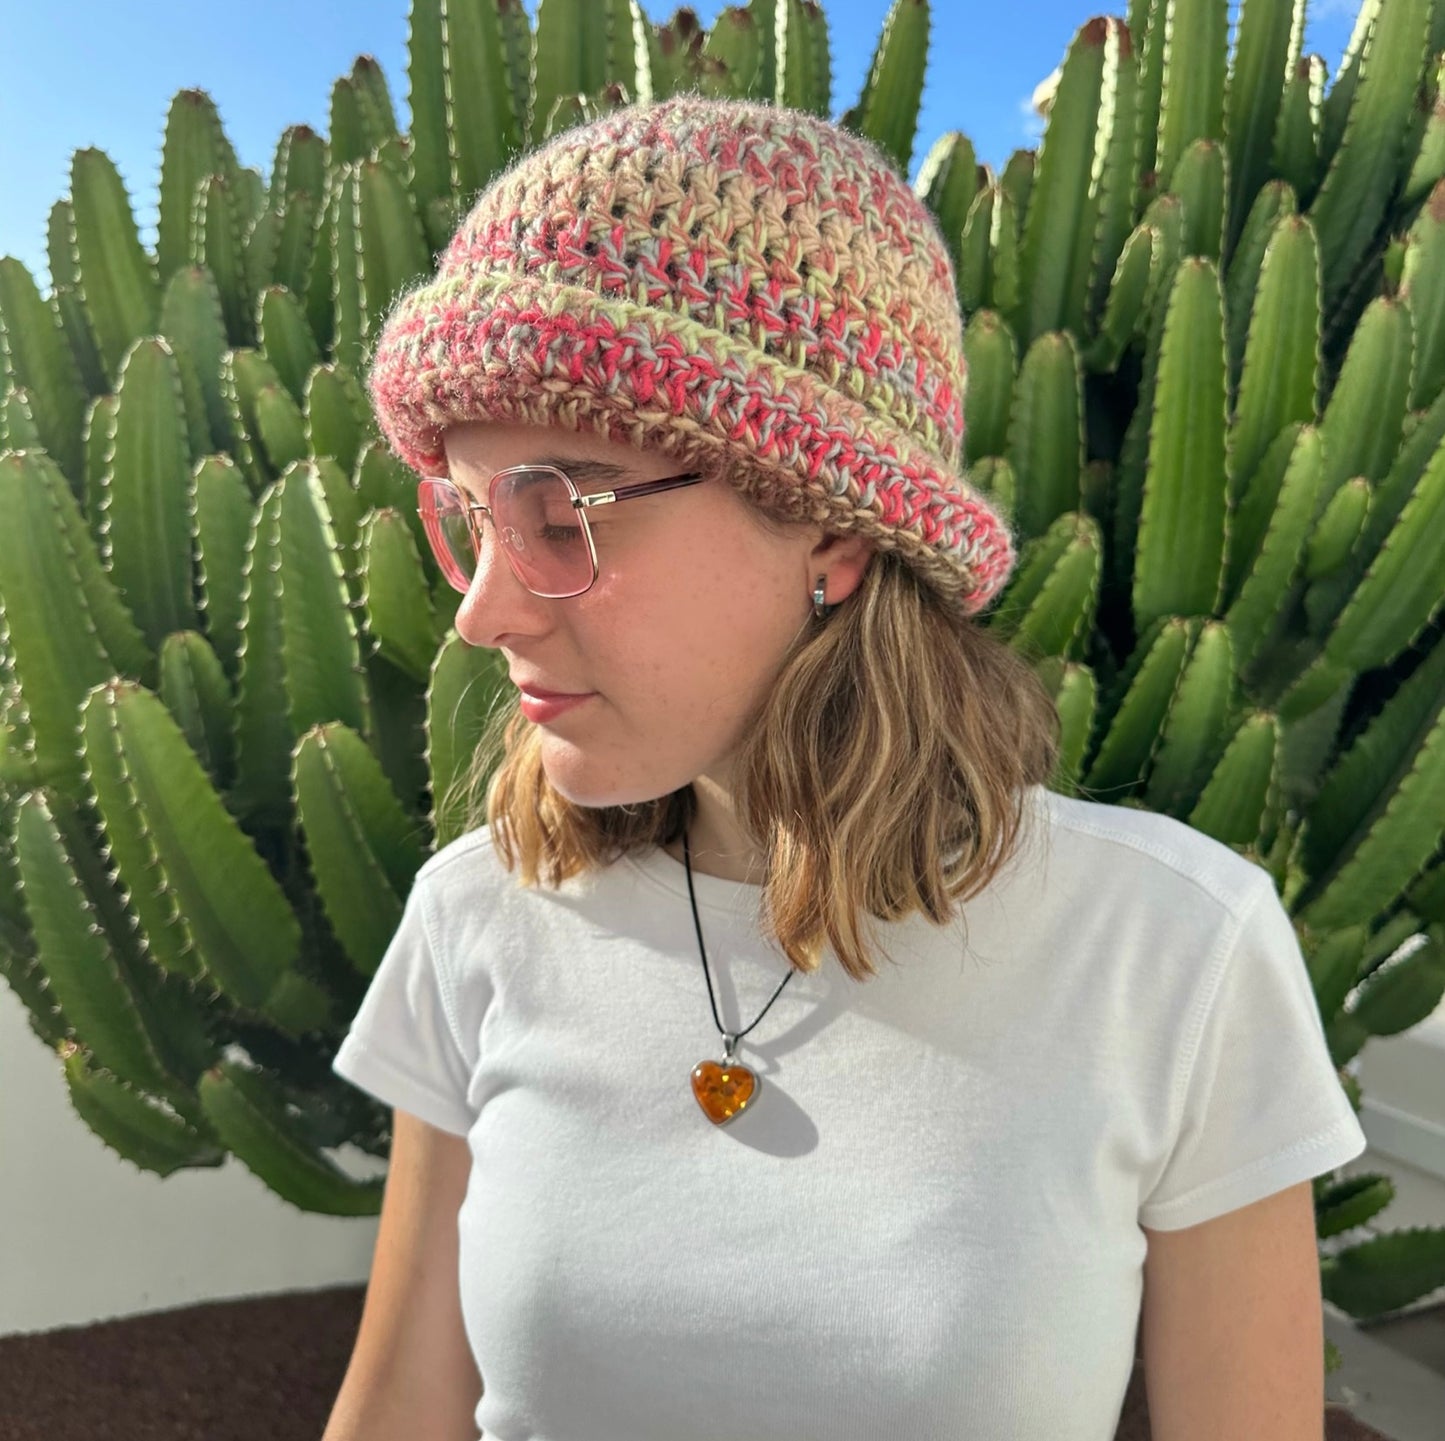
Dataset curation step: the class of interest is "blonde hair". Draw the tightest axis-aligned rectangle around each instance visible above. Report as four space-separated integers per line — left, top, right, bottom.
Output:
435 499 1062 983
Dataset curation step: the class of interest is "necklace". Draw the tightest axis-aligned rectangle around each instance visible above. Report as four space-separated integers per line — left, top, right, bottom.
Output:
682 827 794 1125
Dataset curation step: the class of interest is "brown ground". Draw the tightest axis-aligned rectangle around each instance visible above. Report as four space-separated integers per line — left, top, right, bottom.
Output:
0 1285 1393 1440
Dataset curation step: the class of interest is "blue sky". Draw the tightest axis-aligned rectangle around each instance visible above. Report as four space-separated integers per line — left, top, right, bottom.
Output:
2 0 1360 290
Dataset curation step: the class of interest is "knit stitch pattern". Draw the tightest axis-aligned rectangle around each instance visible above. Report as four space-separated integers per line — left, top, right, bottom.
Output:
367 94 1018 616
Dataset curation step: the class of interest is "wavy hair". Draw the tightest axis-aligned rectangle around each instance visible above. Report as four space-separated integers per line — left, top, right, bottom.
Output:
436 500 1061 983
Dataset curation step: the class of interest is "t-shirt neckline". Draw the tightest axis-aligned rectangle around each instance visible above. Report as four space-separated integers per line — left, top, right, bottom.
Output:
621 784 1052 918
622 845 766 915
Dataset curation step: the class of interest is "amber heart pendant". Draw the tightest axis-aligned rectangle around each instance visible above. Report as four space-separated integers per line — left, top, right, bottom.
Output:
691 1058 759 1125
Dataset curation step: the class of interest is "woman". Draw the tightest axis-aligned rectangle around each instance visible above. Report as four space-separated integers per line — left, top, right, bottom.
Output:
328 95 1365 1440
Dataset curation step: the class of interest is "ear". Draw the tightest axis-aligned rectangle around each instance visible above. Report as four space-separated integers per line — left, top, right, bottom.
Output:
809 529 877 604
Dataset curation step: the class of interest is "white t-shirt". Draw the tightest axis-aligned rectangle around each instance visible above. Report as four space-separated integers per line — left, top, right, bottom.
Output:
331 782 1366 1441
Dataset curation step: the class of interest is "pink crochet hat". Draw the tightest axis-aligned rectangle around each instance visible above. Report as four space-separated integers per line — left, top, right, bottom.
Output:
366 94 1017 617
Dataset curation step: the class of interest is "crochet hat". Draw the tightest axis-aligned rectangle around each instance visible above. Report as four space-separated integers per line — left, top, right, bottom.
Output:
367 94 1018 617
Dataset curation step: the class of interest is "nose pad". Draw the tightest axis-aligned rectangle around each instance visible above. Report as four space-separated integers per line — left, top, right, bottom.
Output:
465 509 513 591
461 518 510 598
454 512 542 647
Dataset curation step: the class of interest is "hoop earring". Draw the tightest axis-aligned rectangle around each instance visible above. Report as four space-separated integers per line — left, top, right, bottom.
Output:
813 574 836 620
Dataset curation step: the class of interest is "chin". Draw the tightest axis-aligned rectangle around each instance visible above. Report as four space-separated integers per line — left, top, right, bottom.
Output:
538 750 686 812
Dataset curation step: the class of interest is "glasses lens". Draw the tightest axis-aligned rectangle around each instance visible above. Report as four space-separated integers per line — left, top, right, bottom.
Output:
418 480 477 593
418 471 594 598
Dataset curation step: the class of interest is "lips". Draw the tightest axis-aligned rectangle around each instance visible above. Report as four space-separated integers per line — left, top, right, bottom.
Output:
513 680 593 700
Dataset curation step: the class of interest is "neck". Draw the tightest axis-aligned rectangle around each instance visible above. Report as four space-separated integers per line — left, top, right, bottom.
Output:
664 776 767 885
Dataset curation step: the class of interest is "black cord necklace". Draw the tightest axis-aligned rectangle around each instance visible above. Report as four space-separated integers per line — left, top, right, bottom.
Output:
683 826 794 1125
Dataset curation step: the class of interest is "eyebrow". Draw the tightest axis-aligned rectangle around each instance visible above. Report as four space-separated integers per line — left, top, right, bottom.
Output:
531 455 631 482
450 455 633 496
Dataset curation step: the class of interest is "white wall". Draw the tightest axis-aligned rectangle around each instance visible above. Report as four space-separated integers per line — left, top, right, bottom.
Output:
0 982 382 1336
1345 1000 1445 1319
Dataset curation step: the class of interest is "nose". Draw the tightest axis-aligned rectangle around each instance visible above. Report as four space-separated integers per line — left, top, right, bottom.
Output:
453 514 548 650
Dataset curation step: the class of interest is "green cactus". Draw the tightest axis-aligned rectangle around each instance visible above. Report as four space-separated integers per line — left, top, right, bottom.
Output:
0 0 1442 1368
699 6 763 100
839 0 927 172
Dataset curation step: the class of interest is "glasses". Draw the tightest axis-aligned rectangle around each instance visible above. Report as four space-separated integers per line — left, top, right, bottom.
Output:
417 463 707 598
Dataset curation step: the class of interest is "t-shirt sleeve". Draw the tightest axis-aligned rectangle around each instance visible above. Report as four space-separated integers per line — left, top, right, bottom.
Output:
331 874 477 1137
1138 871 1368 1231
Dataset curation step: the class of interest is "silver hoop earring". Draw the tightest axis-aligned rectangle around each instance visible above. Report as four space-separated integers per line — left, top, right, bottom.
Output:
813 574 835 620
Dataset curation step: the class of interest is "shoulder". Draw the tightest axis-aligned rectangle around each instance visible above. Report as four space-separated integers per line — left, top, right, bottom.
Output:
414 823 506 888
408 824 530 919
405 823 632 943
1030 784 1277 925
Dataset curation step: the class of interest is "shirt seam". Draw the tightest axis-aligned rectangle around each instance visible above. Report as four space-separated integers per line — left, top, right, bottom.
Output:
619 851 763 913
411 871 473 1074
620 787 1055 912
1154 871 1278 1207
1043 802 1265 918
1140 1111 1362 1222
335 1034 473 1130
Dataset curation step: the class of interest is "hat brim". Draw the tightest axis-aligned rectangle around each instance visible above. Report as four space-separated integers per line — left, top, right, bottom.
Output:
367 271 1017 616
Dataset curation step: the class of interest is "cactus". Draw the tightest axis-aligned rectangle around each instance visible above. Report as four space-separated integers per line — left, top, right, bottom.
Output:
0 0 1442 1364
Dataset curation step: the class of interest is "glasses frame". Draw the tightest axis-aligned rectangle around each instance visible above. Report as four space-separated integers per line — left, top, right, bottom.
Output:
417 463 708 598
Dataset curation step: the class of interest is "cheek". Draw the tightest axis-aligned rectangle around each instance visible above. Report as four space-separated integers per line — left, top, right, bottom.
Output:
579 509 800 706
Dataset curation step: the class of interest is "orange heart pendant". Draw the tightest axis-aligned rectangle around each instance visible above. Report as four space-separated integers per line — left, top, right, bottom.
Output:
691 1058 758 1125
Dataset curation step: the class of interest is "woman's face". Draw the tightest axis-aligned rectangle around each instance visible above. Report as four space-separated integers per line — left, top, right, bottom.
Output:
442 419 865 810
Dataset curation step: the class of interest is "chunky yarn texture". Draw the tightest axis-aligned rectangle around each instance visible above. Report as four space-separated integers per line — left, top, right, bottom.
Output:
367 94 1018 616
